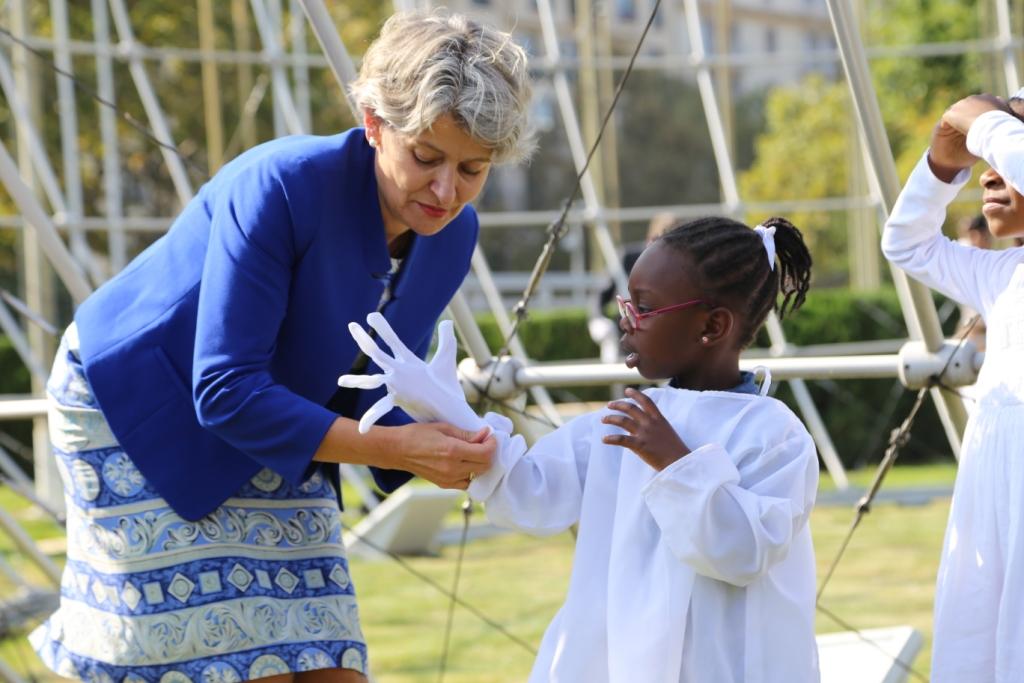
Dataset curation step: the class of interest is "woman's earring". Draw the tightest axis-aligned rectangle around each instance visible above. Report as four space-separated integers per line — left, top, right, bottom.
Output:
700 335 709 345
368 138 377 148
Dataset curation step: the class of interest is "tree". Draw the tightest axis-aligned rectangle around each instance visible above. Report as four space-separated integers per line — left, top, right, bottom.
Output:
739 0 989 285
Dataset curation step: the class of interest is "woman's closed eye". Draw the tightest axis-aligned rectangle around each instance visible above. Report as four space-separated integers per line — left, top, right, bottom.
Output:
413 150 440 166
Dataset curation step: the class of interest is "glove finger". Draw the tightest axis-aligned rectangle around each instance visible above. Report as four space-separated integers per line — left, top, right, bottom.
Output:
367 312 416 362
349 322 394 369
337 373 387 390
432 320 459 380
358 394 396 434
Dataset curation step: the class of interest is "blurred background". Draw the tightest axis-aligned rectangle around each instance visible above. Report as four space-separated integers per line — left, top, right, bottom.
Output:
0 1 1022 680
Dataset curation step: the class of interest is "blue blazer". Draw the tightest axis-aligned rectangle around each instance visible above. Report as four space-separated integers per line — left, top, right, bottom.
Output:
74 130 479 521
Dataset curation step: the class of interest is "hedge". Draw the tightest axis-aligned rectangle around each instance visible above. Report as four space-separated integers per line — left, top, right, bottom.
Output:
475 287 961 469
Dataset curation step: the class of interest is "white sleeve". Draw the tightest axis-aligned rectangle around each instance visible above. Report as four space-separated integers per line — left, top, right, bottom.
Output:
467 414 594 536
641 431 818 587
967 110 1024 196
881 152 1022 317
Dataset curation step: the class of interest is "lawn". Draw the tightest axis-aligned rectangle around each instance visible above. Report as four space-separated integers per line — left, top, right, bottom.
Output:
0 465 955 682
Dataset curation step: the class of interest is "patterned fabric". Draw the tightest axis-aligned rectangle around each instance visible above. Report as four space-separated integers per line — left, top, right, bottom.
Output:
30 324 367 682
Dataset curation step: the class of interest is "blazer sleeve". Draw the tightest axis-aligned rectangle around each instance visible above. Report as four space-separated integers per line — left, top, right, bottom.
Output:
192 159 338 485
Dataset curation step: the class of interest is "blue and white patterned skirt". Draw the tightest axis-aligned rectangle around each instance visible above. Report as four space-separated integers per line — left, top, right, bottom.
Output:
29 324 368 682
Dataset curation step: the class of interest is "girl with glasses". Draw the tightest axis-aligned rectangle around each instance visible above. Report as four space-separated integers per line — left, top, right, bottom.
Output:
344 215 818 682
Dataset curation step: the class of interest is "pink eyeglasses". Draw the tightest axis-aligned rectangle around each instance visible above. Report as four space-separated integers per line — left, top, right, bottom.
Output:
616 294 711 332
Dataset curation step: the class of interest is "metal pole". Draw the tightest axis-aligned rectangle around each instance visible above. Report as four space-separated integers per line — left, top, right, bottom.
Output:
535 0 630 296
0 140 93 304
684 0 846 486
681 0 741 211
0 51 68 219
0 297 48 384
994 0 1021 93
92 0 127 273
516 353 905 387
198 0 226 172
250 0 305 136
232 0 259 151
51 0 103 286
107 0 195 207
294 0 359 114
0 503 62 587
290 0 313 131
825 0 968 453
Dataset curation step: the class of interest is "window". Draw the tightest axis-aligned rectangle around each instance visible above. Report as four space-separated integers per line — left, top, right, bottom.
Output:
616 0 635 20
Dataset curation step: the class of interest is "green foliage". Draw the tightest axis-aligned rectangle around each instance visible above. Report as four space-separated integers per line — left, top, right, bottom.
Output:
739 76 855 281
739 0 991 285
475 308 599 362
470 288 960 467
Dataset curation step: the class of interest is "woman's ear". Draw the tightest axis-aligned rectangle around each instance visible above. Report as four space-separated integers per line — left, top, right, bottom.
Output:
363 110 381 148
700 307 735 347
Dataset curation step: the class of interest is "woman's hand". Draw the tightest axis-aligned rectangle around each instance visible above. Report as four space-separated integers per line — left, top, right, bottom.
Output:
383 422 496 489
601 388 690 471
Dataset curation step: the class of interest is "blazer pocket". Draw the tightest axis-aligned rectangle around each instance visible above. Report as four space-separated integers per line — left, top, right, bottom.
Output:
153 346 193 403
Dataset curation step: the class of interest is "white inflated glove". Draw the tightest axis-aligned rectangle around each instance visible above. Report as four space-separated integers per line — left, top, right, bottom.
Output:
339 312 499 435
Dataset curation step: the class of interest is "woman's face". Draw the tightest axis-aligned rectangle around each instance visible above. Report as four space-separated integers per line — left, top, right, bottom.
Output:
366 112 493 243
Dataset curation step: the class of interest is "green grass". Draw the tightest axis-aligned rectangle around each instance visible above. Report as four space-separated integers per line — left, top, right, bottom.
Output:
0 467 954 682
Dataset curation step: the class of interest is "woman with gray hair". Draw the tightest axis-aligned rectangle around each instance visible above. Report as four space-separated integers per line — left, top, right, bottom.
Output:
30 10 532 683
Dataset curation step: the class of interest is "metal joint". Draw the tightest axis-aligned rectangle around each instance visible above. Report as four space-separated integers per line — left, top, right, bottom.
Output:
896 339 982 390
458 356 525 402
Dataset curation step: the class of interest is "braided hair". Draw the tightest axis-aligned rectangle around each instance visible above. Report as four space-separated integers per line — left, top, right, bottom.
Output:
658 216 812 347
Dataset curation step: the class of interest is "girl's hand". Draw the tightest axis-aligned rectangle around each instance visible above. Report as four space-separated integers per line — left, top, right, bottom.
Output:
928 119 977 183
386 422 495 489
942 93 1010 134
601 388 690 471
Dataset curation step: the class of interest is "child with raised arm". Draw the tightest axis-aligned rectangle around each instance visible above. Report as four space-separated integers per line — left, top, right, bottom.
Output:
343 216 820 682
881 91 1024 682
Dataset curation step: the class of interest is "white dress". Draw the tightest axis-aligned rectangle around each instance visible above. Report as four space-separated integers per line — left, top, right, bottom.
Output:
882 111 1024 682
469 386 820 683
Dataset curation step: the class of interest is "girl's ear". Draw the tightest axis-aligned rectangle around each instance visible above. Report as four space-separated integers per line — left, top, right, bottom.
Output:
700 307 735 347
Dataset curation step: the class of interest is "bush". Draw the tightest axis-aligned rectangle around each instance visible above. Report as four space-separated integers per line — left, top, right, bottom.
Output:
474 287 962 468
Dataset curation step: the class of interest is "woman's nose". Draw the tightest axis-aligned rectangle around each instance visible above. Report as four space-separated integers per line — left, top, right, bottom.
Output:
431 166 457 205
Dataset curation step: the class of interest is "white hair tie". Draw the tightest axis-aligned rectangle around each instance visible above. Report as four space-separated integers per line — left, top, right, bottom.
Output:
1013 87 1024 100
753 224 777 271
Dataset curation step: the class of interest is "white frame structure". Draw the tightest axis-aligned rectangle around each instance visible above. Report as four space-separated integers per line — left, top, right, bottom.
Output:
0 0 1019 640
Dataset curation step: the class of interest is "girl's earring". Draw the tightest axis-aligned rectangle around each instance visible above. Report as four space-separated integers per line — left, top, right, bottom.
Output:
700 335 709 345
368 138 377 148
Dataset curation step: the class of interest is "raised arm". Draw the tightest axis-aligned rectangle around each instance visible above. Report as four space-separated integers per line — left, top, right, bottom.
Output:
882 107 1023 317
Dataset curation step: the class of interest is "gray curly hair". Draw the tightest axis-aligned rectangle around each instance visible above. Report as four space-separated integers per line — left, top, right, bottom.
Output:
349 10 535 164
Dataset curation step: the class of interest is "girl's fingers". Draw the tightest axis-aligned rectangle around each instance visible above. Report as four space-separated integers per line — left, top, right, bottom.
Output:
623 387 660 414
602 433 637 448
601 414 639 434
607 399 645 421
